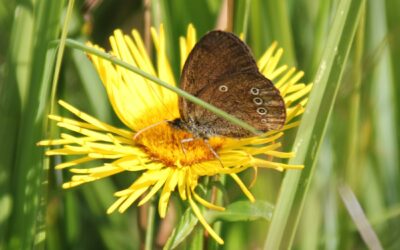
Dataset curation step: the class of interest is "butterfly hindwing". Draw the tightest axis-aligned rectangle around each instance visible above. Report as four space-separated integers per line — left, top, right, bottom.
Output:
191 73 286 137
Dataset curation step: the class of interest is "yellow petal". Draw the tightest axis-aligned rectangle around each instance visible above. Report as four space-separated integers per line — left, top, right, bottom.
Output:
158 168 179 217
230 173 255 202
192 190 225 211
118 186 149 213
188 191 224 245
138 168 171 206
55 156 93 169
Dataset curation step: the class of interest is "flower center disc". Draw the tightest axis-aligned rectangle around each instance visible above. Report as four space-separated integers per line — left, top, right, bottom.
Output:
135 123 224 166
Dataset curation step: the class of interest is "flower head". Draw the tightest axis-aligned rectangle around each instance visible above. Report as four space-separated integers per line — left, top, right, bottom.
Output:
39 24 312 244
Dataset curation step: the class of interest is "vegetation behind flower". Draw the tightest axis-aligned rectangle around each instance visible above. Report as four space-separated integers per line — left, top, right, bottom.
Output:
1 1 397 250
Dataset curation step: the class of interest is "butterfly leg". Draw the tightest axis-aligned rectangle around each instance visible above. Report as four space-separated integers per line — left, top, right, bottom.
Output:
180 137 195 157
180 138 224 167
203 139 224 167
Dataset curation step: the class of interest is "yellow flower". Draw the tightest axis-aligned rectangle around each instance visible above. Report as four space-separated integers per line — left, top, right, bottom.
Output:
39 24 312 244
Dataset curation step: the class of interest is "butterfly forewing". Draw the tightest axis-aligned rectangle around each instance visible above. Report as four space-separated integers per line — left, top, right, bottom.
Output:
179 31 259 121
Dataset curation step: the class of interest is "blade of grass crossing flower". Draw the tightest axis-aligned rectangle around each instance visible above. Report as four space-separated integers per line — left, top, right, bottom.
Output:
264 0 365 249
63 39 261 135
4 1 66 249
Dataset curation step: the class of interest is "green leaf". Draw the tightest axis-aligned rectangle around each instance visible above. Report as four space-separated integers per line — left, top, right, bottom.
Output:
163 207 199 250
164 200 273 249
207 200 274 223
264 0 366 249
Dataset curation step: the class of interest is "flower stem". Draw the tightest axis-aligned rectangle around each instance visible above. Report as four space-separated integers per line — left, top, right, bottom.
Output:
144 200 156 250
190 227 204 250
209 175 225 250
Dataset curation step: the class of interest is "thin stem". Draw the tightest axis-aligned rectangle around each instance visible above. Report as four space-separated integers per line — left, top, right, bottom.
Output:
208 175 225 250
345 3 365 192
241 0 251 40
50 0 75 115
338 182 383 250
144 200 156 250
62 39 261 135
189 227 204 250
227 0 234 32
144 0 152 54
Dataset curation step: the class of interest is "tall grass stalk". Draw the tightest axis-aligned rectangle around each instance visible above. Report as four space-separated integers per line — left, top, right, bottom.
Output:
264 0 365 249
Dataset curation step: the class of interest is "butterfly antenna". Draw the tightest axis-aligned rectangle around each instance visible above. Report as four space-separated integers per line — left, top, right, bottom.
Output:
133 120 169 140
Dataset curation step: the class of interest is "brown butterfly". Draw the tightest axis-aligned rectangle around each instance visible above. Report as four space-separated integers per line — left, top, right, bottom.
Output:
169 31 286 138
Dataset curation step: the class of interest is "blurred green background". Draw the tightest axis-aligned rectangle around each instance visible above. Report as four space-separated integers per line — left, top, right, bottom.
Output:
0 0 399 249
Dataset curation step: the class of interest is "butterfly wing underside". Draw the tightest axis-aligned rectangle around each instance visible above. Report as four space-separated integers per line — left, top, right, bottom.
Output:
193 73 286 137
179 31 258 120
179 30 286 137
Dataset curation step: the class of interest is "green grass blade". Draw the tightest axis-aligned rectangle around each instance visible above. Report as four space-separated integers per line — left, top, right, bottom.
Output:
385 0 400 158
264 0 296 65
3 0 66 249
368 0 400 206
233 0 251 39
206 200 274 222
0 3 25 247
305 0 333 78
49 0 75 114
263 0 365 249
247 0 295 64
164 207 199 249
